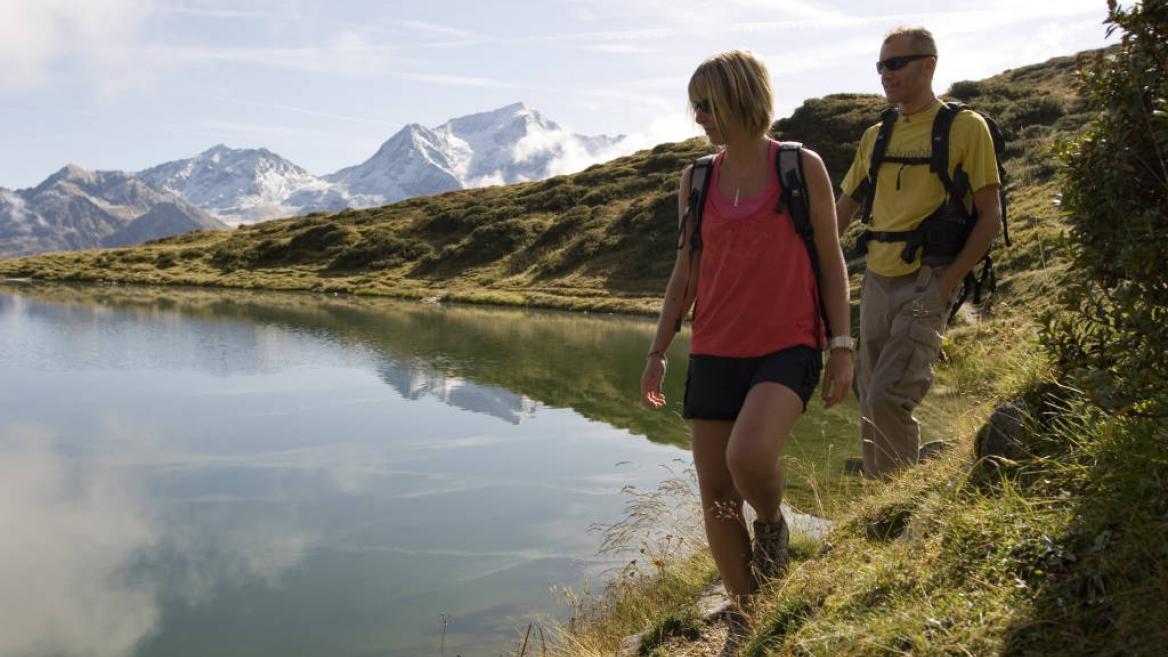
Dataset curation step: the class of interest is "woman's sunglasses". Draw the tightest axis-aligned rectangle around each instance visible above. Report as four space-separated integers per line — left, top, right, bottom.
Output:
692 99 712 114
876 54 934 74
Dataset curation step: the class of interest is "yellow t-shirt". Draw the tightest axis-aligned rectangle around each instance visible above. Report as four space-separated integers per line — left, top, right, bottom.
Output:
841 103 1001 277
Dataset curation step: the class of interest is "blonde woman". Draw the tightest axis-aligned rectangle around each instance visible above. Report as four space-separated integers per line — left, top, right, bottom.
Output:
640 50 853 652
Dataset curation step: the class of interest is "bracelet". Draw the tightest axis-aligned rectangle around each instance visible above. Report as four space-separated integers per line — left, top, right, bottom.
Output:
647 350 667 361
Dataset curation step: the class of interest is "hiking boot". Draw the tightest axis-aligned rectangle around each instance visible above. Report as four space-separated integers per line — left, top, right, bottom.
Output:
717 607 750 657
751 514 790 589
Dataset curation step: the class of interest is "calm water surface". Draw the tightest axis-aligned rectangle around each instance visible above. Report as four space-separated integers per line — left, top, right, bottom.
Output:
0 283 857 657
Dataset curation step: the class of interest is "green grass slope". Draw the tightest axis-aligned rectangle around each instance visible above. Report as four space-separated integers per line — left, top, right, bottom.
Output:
0 51 1092 320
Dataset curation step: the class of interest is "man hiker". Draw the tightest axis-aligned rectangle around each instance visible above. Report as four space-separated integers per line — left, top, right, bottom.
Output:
835 25 1002 478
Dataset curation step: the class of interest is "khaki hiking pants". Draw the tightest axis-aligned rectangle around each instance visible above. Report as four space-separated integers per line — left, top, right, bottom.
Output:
857 265 954 478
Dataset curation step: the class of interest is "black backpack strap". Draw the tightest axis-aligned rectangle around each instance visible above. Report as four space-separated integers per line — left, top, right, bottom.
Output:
681 155 715 253
931 101 967 208
982 115 1012 247
674 155 714 332
775 141 831 342
860 107 900 225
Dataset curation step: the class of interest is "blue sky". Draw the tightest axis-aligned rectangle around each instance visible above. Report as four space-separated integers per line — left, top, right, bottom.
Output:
0 0 1115 189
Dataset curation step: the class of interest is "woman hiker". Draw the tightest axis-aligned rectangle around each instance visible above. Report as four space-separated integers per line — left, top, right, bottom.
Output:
639 50 854 654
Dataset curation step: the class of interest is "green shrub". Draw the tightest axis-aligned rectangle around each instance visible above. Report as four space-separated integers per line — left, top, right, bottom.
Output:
998 96 1066 132
531 205 590 251
948 79 984 100
420 205 495 237
1045 1 1168 416
155 252 177 269
327 229 434 271
287 222 358 252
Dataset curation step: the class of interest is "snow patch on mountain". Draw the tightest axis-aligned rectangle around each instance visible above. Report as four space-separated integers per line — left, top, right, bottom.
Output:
138 145 338 226
0 165 226 258
13 104 634 230
329 102 629 202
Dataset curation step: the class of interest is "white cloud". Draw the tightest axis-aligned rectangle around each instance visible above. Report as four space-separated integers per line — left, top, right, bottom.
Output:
524 109 697 180
208 95 401 128
396 18 480 40
607 111 698 154
153 33 403 76
0 0 150 89
399 71 525 89
0 424 160 657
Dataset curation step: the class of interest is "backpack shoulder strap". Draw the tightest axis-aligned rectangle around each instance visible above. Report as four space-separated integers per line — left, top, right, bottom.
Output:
775 141 832 341
681 155 716 251
860 107 900 224
931 101 966 195
672 155 716 333
775 141 805 219
980 113 1011 247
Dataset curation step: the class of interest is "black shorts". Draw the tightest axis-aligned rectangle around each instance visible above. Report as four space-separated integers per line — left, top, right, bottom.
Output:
682 345 822 420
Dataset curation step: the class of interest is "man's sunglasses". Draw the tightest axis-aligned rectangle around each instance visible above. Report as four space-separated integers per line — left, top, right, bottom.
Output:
876 54 934 74
692 99 712 114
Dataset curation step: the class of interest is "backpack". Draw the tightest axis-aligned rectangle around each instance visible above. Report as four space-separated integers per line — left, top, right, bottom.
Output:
854 101 1010 319
676 141 832 342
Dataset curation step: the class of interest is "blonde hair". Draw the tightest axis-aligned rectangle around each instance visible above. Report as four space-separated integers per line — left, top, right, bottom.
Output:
687 50 774 140
883 25 938 56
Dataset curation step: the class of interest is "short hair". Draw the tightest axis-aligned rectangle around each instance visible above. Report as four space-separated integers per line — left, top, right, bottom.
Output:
883 25 938 56
687 50 774 140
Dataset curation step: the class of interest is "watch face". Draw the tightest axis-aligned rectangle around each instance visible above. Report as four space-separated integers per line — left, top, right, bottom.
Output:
830 336 855 351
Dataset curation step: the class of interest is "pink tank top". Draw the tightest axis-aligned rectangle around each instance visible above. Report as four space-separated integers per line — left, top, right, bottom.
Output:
690 140 824 357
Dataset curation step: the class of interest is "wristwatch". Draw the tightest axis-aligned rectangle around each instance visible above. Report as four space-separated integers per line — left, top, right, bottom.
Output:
827 335 856 352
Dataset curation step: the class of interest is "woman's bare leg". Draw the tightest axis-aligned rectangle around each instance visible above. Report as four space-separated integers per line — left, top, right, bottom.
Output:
691 419 751 600
726 382 802 523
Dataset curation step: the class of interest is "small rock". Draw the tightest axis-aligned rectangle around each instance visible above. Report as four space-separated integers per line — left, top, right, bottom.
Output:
975 398 1030 461
617 630 646 656
918 440 948 462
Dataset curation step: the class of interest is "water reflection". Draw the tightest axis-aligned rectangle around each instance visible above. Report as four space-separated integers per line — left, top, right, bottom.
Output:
0 284 693 657
1 284 695 445
0 425 158 657
380 363 540 425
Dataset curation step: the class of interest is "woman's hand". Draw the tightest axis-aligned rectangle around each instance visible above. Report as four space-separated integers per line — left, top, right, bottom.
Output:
640 356 667 408
820 349 854 408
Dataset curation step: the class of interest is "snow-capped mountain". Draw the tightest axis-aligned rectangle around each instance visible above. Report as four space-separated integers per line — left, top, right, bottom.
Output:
137 145 348 226
329 102 626 201
133 103 627 225
4 103 630 237
325 124 463 201
0 165 226 258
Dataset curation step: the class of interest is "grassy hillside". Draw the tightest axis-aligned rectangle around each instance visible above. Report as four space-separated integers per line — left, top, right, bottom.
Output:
0 52 1091 321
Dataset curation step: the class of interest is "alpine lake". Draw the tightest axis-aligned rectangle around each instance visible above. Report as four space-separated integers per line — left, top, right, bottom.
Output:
0 282 867 657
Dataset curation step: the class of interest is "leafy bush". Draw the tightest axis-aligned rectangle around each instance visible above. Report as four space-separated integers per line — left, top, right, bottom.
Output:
774 93 890 188
998 96 1066 133
517 178 586 213
1045 0 1168 416
287 223 358 252
531 205 590 251
327 229 434 271
419 204 498 237
948 79 984 100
